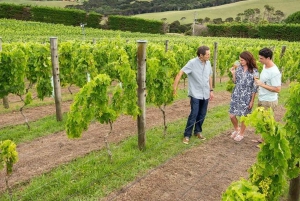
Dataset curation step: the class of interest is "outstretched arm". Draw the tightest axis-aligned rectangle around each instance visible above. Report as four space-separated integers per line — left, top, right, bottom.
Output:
248 92 256 109
173 70 184 95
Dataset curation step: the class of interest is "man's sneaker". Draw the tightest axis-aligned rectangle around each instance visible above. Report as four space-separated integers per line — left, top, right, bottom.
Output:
196 133 206 140
182 137 190 144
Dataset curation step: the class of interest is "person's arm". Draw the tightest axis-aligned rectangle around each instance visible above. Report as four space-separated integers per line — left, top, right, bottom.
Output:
255 80 281 93
173 70 184 95
249 92 256 109
230 67 236 83
209 76 214 100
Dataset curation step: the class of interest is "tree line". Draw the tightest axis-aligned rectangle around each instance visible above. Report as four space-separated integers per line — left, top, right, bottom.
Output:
66 0 244 15
169 4 287 35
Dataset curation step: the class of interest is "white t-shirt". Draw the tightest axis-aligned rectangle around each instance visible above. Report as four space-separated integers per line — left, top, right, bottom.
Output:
258 65 281 101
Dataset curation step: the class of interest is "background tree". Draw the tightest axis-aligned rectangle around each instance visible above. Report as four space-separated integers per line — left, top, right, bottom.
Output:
235 16 241 22
213 18 223 24
169 20 181 33
204 17 211 23
225 17 234 23
180 16 186 24
244 8 255 22
263 4 275 21
274 10 285 23
285 11 300 24
237 13 244 22
197 18 204 24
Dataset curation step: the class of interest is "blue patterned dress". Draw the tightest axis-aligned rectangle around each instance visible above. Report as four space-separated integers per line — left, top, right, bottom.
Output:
229 66 258 116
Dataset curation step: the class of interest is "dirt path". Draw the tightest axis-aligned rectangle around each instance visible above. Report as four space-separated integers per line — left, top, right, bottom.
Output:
0 85 80 128
104 106 285 201
0 91 232 192
0 100 72 129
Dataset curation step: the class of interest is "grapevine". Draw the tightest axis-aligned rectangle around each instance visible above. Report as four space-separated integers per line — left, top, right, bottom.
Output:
147 43 178 136
284 83 300 179
222 178 265 201
242 107 291 200
0 140 18 200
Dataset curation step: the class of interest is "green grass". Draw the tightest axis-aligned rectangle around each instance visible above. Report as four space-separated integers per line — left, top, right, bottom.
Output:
134 0 300 23
0 94 74 115
0 103 232 200
0 0 81 7
0 114 67 144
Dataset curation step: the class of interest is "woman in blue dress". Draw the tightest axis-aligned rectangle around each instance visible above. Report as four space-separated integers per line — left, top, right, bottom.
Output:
229 51 259 141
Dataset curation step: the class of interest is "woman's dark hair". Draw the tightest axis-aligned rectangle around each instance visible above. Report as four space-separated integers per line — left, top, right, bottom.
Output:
239 51 257 73
197 46 210 57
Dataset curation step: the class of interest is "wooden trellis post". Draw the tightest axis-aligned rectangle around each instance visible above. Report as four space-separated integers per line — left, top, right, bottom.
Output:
137 40 147 150
50 37 63 121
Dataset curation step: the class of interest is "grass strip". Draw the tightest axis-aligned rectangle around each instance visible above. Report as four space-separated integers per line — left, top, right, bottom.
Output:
0 114 67 144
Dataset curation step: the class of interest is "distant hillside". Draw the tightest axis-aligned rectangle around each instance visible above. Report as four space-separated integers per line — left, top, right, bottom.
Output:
134 0 300 24
67 0 244 15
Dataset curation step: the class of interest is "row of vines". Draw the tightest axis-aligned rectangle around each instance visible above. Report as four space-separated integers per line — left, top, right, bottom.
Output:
1 38 300 105
1 18 300 200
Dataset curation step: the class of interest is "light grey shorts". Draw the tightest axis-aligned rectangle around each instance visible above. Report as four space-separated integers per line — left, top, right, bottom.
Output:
258 100 278 110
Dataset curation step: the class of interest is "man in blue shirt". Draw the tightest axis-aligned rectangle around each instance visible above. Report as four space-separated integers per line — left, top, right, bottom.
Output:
173 46 214 144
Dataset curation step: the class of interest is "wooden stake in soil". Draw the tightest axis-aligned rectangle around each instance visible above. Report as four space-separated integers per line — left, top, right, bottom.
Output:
280 45 287 75
212 42 218 88
165 40 169 52
50 37 63 121
288 175 300 201
137 40 147 150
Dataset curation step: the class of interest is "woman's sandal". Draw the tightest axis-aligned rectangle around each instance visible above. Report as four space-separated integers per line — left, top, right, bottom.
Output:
230 129 240 138
251 139 264 143
234 134 244 142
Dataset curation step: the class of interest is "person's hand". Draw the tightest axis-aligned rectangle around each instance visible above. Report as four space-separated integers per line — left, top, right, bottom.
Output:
248 100 254 109
230 67 235 74
209 91 214 100
255 79 263 86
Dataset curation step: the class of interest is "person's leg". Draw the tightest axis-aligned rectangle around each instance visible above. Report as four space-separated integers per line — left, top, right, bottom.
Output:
194 98 209 135
229 114 239 131
239 121 246 136
229 113 240 138
184 97 200 139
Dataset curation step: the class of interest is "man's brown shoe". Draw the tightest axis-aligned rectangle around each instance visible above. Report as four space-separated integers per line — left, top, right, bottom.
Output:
183 137 190 144
196 133 206 140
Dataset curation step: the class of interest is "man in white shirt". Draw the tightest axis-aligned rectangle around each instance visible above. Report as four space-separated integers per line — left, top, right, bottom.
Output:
253 47 281 145
255 47 281 109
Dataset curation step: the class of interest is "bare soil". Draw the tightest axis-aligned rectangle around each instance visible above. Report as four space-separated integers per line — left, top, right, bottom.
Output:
0 89 286 200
